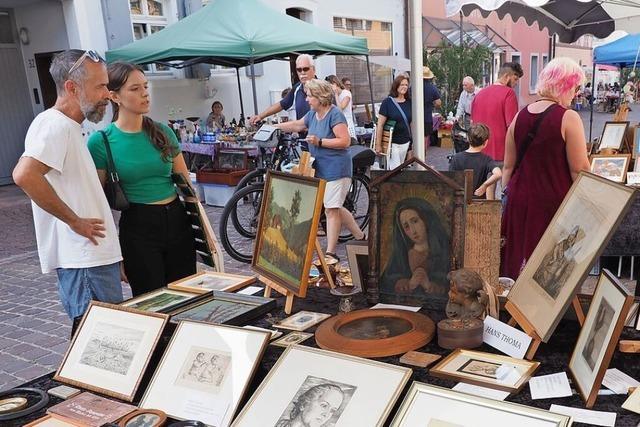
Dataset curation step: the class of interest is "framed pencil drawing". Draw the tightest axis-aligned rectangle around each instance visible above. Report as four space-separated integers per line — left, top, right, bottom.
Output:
140 321 269 427
169 291 276 326
598 121 628 151
231 346 411 427
168 271 257 294
506 172 635 342
589 154 630 183
367 159 466 309
389 382 571 426
252 171 325 297
53 302 168 402
569 269 634 408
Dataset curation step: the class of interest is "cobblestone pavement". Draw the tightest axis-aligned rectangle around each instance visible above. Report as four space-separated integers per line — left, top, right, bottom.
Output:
0 107 632 392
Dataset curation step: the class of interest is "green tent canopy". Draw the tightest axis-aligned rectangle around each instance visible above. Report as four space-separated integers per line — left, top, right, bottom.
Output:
106 0 368 67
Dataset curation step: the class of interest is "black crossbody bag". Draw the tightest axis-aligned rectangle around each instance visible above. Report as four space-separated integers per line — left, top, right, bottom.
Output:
99 131 130 211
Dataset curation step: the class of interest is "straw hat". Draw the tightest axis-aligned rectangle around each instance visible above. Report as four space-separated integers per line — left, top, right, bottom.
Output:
423 66 434 79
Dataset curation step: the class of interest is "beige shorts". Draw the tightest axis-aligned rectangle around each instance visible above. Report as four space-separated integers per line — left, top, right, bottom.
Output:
323 177 351 209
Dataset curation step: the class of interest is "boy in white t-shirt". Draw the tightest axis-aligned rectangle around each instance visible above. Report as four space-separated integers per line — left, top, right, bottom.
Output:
12 50 123 334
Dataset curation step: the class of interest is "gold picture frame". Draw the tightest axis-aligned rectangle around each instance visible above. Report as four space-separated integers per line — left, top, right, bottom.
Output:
168 271 256 294
429 349 539 393
53 302 168 402
589 154 631 183
506 172 635 342
252 171 325 297
569 269 634 408
389 382 571 426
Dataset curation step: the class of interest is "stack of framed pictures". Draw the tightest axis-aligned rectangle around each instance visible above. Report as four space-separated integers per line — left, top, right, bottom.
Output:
169 291 276 326
232 346 411 426
53 302 168 402
121 288 211 314
168 271 257 294
140 321 270 427
388 382 571 426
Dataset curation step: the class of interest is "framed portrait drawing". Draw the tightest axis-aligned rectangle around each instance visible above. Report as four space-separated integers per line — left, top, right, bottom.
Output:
121 287 210 314
507 172 635 342
169 291 276 326
569 269 633 408
389 382 571 427
53 302 168 402
367 161 466 308
118 409 167 427
252 171 325 297
598 121 628 151
232 346 411 427
216 150 248 170
346 241 368 290
140 321 269 427
589 154 630 183
429 349 539 393
168 271 257 294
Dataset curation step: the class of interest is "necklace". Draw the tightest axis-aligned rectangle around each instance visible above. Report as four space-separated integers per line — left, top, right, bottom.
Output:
537 98 556 103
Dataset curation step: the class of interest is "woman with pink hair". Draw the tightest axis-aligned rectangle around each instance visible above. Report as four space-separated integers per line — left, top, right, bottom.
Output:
500 57 590 280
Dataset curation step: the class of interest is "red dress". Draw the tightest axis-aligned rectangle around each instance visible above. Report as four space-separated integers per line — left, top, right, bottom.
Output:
500 103 573 280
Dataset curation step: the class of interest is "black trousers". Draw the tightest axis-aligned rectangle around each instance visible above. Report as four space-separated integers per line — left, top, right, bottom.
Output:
119 198 196 296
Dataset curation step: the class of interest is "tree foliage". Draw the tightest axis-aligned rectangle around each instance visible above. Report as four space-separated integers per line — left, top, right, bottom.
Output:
424 41 492 116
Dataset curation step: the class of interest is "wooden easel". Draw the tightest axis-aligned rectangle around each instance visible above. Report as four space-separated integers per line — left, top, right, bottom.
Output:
506 297 584 360
261 152 335 314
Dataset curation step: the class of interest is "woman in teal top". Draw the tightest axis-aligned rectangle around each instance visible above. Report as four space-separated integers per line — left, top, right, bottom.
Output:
88 62 195 296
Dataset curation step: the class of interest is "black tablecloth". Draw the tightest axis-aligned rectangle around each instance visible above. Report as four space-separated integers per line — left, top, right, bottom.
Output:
8 287 640 426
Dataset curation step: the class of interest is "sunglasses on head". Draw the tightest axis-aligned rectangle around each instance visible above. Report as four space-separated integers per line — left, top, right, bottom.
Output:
69 50 104 75
296 67 311 73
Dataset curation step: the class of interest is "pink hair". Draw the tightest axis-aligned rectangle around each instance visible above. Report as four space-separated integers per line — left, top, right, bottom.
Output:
536 57 585 100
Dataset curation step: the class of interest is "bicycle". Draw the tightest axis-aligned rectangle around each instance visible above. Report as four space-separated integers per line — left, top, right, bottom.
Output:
218 143 374 263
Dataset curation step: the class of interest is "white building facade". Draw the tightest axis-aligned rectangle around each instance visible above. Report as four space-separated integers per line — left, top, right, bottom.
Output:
0 0 407 184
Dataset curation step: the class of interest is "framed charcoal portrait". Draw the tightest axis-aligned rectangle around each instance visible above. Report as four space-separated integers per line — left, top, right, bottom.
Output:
569 269 634 408
232 346 411 427
169 291 276 326
367 161 466 308
140 321 270 427
252 171 325 297
54 302 168 402
506 172 635 343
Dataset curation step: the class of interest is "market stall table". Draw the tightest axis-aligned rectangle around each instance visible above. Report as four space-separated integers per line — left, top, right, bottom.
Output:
8 286 640 426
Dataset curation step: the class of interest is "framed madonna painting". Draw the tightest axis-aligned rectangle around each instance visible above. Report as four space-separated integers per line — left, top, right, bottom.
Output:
367 159 467 309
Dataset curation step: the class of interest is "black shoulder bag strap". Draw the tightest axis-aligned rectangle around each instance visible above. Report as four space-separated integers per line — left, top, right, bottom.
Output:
389 96 412 140
513 103 556 174
99 131 119 182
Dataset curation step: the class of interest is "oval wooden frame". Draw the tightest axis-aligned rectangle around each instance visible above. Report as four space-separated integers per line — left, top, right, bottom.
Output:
315 309 435 357
118 409 167 427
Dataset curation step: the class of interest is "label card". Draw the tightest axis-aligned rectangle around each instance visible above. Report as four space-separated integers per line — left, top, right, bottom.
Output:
483 316 532 359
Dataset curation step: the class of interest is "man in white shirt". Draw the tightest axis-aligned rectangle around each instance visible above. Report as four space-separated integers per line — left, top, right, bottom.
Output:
12 50 123 333
456 76 480 130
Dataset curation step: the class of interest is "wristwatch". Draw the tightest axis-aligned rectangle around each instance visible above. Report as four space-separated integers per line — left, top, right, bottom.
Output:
319 138 323 147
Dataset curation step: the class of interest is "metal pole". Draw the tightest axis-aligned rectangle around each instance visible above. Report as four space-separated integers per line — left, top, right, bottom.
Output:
236 67 245 119
459 11 463 82
409 0 425 161
589 62 596 142
249 59 259 116
365 55 376 122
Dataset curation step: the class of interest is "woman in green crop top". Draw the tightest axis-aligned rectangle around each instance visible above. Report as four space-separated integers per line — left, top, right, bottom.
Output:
88 62 196 296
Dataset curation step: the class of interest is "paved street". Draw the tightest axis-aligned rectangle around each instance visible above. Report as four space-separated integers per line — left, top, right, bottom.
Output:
0 108 635 391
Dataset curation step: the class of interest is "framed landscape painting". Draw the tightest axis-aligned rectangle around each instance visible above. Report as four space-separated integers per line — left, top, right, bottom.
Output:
53 302 168 401
231 346 411 427
140 321 269 427
569 269 633 408
507 172 635 342
168 271 257 294
169 291 276 326
252 171 325 297
598 121 628 151
367 161 466 308
389 382 571 427
121 287 210 314
589 154 630 183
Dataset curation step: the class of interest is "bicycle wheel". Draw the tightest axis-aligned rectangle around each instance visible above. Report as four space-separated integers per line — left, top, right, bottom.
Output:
234 168 266 193
338 174 370 242
219 184 264 263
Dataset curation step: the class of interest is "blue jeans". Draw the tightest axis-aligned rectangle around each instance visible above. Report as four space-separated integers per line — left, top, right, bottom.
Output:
56 262 123 319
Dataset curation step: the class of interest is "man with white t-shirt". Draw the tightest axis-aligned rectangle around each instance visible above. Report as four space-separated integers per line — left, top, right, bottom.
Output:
12 50 123 334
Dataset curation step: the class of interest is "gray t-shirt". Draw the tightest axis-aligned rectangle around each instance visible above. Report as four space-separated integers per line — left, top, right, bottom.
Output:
303 106 351 181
